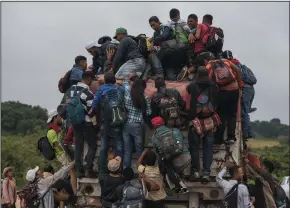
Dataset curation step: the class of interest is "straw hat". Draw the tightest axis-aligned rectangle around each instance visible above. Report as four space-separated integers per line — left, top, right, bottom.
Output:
2 167 13 178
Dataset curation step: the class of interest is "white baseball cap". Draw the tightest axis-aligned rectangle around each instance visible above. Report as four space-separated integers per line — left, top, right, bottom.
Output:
85 41 100 50
26 166 39 182
47 110 58 123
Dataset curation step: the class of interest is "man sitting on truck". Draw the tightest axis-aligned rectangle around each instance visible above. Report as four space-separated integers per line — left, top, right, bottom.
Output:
110 28 146 79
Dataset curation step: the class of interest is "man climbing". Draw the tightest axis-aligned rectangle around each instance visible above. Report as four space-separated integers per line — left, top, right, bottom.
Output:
70 55 88 86
111 28 145 79
85 41 103 75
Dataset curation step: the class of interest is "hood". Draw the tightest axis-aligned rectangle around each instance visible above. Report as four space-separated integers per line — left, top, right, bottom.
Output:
100 84 117 96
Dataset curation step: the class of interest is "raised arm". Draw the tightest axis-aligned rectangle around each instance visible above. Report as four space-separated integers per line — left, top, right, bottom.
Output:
216 167 231 189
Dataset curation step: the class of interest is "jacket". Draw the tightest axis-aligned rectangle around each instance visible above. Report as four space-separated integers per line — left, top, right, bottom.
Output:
112 36 143 69
69 65 84 83
153 24 175 45
1 177 16 205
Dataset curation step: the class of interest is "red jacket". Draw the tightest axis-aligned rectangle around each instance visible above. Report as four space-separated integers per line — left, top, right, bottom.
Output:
63 125 75 145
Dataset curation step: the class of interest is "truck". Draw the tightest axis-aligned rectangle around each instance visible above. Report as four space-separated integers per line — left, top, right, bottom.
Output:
76 76 244 208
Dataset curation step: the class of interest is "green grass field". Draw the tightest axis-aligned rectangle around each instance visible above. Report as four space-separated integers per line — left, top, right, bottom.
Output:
247 139 281 149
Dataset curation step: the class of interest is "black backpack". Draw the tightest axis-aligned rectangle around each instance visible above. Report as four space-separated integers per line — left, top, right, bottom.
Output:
134 36 149 59
37 136 56 161
205 26 224 54
221 184 239 208
58 70 72 93
102 88 126 127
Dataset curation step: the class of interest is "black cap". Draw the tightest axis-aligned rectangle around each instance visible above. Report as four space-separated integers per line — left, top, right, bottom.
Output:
222 50 233 60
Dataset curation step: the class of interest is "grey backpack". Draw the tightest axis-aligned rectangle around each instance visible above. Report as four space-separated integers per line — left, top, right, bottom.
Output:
121 180 144 208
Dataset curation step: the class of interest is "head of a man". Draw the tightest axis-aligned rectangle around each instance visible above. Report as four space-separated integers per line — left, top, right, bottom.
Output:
81 71 96 86
154 77 166 91
26 166 43 183
196 52 216 67
123 167 135 181
143 150 157 166
108 156 122 174
169 8 180 22
149 16 162 32
85 41 99 57
261 159 275 173
75 55 87 70
114 28 128 41
47 110 63 126
202 14 213 25
104 72 116 85
229 165 244 181
187 14 198 29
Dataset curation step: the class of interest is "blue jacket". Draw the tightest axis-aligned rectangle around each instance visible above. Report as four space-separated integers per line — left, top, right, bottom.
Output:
70 65 84 82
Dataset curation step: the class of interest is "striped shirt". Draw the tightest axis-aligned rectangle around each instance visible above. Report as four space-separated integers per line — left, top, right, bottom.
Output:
69 82 96 125
123 80 151 123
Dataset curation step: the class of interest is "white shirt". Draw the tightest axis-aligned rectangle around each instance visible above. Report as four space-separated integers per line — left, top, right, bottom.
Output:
216 167 251 208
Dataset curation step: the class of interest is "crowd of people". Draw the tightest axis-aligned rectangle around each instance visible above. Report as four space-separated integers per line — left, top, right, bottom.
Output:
2 8 288 208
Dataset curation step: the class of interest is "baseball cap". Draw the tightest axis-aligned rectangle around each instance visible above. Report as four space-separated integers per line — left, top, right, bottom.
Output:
85 41 100 50
26 166 39 182
222 50 233 60
108 156 122 172
47 110 58 123
113 27 127 39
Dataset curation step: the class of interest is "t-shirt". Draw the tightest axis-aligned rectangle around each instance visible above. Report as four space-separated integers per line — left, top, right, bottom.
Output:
47 128 65 157
102 175 125 203
194 23 208 53
137 164 167 201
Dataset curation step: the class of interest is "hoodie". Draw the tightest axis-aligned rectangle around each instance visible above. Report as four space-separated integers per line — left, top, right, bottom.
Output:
69 64 84 84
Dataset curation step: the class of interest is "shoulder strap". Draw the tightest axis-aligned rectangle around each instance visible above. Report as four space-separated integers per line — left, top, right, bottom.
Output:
225 183 239 198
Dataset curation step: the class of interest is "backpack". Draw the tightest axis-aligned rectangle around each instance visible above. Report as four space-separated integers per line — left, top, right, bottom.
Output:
120 180 144 208
134 36 149 59
221 184 239 208
204 26 224 54
158 90 182 128
196 86 215 118
102 88 126 127
67 86 86 126
236 63 257 85
37 136 55 161
153 126 183 160
173 22 189 45
274 185 287 208
58 70 72 93
209 60 236 86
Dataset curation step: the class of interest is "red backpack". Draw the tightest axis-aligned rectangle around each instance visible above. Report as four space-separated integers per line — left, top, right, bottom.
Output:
207 59 235 86
58 70 72 93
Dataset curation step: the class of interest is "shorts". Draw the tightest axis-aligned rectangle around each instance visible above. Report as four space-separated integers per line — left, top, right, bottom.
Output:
57 153 72 166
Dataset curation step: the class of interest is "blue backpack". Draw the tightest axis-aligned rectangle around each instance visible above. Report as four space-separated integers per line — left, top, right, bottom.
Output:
67 86 86 126
236 62 257 85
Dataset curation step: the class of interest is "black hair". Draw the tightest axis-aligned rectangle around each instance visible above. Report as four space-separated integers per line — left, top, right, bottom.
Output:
82 71 94 80
188 14 198 21
203 14 213 24
196 52 215 66
149 16 160 23
169 8 180 19
57 104 67 119
98 36 112 45
104 72 116 84
131 78 146 110
229 165 241 178
123 167 135 181
75 55 87 65
43 164 54 174
143 150 157 166
155 77 166 90
262 159 275 173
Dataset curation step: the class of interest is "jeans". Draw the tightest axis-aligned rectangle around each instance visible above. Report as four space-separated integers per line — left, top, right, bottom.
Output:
242 85 255 137
144 200 163 208
73 123 97 174
98 127 123 180
148 53 163 75
115 58 145 79
123 123 144 168
188 129 215 176
215 89 239 142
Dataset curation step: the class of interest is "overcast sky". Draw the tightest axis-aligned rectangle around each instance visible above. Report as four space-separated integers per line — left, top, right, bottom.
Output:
1 2 289 124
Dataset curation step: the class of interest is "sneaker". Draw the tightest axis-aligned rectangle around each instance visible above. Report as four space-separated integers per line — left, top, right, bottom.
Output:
177 66 188 81
201 175 210 184
179 188 189 194
188 171 200 182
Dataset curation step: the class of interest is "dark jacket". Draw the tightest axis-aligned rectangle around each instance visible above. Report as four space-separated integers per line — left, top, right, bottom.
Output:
151 87 186 118
153 24 175 45
112 36 143 69
186 80 218 120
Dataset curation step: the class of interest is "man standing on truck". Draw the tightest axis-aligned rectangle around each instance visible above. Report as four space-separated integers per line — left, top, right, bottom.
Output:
110 28 146 79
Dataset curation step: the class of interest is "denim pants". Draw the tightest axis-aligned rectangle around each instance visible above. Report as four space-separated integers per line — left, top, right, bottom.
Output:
73 123 97 175
148 53 163 75
242 85 255 137
123 123 144 168
98 126 123 180
188 129 215 176
115 58 145 79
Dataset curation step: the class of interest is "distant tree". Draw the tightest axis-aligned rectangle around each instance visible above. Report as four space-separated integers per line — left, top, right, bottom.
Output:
270 118 281 125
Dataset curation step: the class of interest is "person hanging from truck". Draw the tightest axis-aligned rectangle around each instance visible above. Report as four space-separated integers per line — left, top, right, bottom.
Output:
151 116 189 194
46 110 77 194
151 77 186 128
85 41 104 75
148 16 175 79
222 50 257 141
67 71 98 178
186 66 220 183
216 161 253 208
110 28 146 79
196 52 242 144
91 72 124 187
120 74 151 169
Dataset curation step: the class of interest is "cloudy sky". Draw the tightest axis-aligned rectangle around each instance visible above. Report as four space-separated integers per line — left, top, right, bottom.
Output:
2 2 289 124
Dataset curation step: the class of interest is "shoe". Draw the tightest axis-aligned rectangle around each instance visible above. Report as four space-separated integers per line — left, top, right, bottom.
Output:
188 171 200 182
178 188 189 194
201 175 210 184
85 169 98 178
177 66 188 81
226 136 236 144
